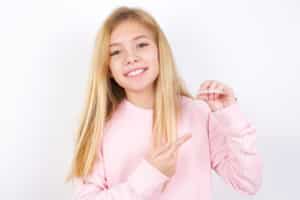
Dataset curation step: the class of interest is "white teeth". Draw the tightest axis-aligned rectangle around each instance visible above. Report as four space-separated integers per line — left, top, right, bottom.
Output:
127 68 146 77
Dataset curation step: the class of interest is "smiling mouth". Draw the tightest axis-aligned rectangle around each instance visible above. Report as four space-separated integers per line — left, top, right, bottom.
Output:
125 67 148 77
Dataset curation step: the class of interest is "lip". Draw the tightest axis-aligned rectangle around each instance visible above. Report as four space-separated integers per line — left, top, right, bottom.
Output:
124 66 148 76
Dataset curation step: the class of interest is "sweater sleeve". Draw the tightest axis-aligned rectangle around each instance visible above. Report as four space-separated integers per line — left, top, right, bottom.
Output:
73 158 169 200
205 101 263 195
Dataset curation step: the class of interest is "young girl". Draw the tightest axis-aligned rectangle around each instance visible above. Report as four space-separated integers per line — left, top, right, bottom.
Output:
65 6 263 200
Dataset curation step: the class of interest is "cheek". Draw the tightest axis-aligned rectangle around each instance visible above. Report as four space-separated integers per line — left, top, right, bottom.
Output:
142 48 159 68
109 62 121 80
109 56 125 76
109 58 118 70
109 57 122 71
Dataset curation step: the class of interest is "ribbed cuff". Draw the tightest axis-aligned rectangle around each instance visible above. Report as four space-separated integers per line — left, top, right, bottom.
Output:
211 102 250 133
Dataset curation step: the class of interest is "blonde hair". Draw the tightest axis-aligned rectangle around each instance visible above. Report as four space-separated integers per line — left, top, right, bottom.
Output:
65 6 193 192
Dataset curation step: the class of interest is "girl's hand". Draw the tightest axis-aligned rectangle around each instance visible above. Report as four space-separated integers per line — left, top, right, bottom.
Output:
196 80 238 112
145 133 192 177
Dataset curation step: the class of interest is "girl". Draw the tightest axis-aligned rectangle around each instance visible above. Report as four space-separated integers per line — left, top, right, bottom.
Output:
65 6 263 200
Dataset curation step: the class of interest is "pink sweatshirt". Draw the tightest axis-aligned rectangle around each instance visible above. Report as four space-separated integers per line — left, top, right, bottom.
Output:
73 96 263 200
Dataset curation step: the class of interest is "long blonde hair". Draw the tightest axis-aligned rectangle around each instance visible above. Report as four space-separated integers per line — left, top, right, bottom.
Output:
65 6 193 191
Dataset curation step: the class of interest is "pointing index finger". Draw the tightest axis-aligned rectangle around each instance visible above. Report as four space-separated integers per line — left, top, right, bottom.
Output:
174 134 192 150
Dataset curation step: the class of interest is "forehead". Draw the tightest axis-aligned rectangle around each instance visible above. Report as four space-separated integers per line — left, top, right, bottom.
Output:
110 20 154 45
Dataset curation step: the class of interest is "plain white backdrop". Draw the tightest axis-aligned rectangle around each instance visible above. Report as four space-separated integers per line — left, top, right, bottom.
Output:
0 0 299 199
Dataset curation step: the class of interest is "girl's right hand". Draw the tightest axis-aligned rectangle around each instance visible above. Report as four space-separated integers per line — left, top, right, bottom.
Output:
145 133 192 177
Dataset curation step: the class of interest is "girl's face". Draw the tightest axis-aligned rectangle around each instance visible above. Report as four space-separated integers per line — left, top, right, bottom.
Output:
109 20 159 95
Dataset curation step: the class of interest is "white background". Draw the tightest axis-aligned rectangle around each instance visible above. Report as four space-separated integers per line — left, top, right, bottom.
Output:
0 0 299 199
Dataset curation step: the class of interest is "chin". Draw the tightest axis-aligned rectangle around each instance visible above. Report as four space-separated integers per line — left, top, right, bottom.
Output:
124 85 151 93
123 81 155 93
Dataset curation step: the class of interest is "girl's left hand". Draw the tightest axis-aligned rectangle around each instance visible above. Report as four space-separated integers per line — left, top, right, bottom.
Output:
196 80 238 112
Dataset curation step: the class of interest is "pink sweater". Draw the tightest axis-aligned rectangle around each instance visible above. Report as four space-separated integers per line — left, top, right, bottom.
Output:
73 96 263 199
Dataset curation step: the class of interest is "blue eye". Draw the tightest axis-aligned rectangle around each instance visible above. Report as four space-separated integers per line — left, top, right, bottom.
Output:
137 43 149 48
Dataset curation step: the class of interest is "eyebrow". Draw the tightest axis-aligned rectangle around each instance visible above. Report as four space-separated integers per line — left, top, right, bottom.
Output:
109 35 149 47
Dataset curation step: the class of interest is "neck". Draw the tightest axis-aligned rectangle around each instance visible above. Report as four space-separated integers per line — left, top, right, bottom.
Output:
125 86 154 109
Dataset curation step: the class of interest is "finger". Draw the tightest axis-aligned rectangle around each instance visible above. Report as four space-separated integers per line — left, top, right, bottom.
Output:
208 81 217 101
157 134 192 158
223 85 234 95
214 84 225 99
215 84 224 92
160 134 192 158
173 134 192 151
199 80 212 92
154 142 173 157
197 88 224 101
214 81 232 93
197 92 209 101
198 80 213 100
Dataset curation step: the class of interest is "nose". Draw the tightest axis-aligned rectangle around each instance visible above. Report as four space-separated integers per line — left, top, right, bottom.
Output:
124 49 139 65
